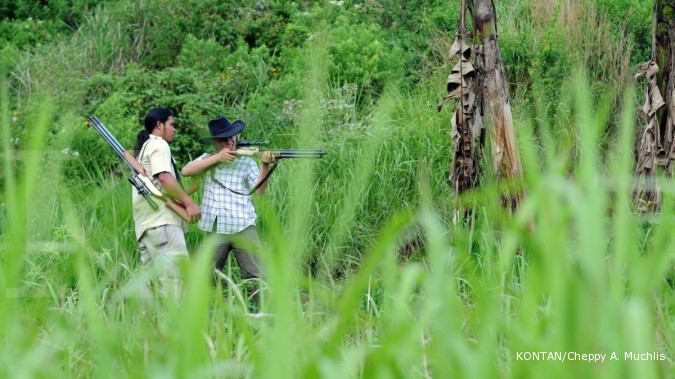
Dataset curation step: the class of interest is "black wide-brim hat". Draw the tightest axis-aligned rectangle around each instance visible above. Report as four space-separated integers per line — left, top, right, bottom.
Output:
199 116 245 143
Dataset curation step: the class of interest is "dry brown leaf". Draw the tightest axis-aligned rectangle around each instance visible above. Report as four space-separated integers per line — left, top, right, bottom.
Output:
648 86 665 115
440 34 483 195
448 37 471 61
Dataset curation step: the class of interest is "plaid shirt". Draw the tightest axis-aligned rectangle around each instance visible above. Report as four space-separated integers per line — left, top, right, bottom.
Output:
193 153 259 234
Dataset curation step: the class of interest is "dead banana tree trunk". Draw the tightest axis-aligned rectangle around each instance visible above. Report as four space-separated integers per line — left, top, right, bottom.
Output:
468 0 523 212
438 34 483 194
654 0 675 170
634 0 675 212
438 1 484 224
439 0 523 219
634 61 662 213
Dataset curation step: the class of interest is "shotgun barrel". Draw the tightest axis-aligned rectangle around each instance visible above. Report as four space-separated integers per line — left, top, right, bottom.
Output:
88 116 140 175
234 147 326 159
270 149 326 159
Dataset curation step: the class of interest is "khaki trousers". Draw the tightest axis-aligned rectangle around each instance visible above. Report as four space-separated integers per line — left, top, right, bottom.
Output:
138 224 188 297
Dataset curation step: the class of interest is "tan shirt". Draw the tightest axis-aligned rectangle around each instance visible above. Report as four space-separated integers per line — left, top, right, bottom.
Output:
132 134 184 240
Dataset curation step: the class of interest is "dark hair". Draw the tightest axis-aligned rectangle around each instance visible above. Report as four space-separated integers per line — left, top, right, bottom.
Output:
133 108 173 156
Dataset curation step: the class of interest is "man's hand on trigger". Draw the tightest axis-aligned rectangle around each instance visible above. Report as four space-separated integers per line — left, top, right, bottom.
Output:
217 149 235 163
261 151 277 165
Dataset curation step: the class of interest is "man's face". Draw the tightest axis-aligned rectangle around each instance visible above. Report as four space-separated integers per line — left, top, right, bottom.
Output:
215 135 237 152
158 116 176 143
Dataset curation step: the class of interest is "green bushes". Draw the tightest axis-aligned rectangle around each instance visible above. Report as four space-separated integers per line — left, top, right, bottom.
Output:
0 0 101 27
0 18 62 48
0 44 19 74
0 0 103 49
497 0 649 127
596 0 652 63
109 0 299 70
326 16 405 97
530 25 573 106
79 66 217 167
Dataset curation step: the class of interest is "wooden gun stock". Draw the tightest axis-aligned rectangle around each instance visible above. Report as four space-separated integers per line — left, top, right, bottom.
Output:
163 198 190 223
130 169 191 223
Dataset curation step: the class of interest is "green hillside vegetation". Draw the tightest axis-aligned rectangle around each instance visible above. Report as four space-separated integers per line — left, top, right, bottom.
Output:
1 0 672 378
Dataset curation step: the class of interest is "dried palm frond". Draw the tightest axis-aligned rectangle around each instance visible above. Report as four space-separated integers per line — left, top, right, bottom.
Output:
439 34 484 196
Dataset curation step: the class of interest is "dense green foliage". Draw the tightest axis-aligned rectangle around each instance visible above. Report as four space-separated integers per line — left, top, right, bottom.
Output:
1 1 672 378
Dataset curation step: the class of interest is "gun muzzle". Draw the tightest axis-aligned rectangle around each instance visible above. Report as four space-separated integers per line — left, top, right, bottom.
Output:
272 149 326 159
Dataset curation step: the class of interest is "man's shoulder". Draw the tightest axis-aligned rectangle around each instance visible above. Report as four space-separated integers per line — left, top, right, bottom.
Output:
147 137 170 151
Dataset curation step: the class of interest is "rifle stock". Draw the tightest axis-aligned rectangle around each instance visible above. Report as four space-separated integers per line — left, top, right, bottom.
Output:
164 198 190 222
134 171 164 198
133 172 190 223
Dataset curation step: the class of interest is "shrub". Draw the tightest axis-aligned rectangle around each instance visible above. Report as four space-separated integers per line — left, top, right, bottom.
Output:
76 66 230 175
596 0 651 63
0 0 102 49
0 18 63 48
0 43 20 72
326 16 405 99
177 34 230 73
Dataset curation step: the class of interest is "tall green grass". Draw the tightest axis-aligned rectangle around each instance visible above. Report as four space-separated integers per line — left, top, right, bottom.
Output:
1 60 673 379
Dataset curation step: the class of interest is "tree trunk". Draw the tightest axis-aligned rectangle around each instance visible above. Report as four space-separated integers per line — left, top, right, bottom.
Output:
634 0 675 212
469 0 523 211
440 0 522 219
438 2 485 224
653 0 675 171
634 61 662 213
440 36 483 196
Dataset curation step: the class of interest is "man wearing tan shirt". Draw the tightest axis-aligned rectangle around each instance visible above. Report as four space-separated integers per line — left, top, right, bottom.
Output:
132 108 200 297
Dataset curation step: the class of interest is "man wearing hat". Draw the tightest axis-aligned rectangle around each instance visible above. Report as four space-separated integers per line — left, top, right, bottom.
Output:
182 116 276 307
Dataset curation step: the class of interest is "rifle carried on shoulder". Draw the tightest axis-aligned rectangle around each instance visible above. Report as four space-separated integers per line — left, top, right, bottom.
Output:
87 116 190 223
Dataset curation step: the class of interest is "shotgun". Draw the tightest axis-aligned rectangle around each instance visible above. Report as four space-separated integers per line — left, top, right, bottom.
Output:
87 116 190 223
210 143 325 196
235 140 326 159
234 147 326 159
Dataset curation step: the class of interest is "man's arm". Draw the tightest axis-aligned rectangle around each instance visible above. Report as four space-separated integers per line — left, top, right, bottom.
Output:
254 151 276 195
182 150 235 176
158 172 201 222
255 164 271 195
